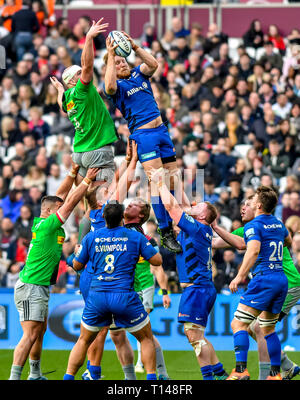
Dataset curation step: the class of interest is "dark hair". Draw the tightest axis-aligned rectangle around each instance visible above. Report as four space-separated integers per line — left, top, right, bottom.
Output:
41 195 64 206
103 203 124 228
256 186 278 213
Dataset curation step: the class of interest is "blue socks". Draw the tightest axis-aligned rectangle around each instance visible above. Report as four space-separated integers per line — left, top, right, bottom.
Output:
63 374 74 380
212 362 225 376
151 196 169 230
233 330 249 363
265 332 281 367
201 365 213 380
147 373 157 380
89 365 101 380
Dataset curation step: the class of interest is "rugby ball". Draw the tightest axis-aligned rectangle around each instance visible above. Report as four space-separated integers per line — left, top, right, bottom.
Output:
109 30 132 58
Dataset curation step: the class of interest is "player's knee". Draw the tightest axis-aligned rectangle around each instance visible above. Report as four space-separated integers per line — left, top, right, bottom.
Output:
257 316 278 336
110 330 126 346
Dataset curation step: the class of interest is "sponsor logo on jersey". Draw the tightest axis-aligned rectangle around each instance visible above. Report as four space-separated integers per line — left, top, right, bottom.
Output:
263 224 282 229
32 232 36 239
140 151 157 160
184 214 194 223
66 100 75 111
178 313 190 318
126 85 147 97
245 228 255 238
130 313 144 324
57 236 65 244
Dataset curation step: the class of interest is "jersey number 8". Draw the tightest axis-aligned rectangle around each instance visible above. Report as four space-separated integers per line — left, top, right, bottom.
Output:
104 254 115 274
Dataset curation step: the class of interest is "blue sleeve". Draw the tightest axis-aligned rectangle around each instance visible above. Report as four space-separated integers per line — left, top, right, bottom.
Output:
177 212 200 237
244 222 261 244
283 225 289 239
139 234 158 261
75 233 91 265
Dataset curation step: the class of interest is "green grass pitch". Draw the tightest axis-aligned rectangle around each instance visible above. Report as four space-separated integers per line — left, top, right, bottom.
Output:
1 350 300 380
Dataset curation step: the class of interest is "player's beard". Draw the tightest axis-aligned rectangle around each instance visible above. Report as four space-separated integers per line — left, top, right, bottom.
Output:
117 69 131 79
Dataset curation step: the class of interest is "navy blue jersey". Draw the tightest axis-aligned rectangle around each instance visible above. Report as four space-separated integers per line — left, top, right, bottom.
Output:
244 214 289 274
176 212 214 287
75 226 157 291
105 65 161 133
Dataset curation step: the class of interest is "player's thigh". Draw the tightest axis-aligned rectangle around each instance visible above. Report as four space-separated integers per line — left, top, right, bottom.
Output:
178 285 216 328
140 285 155 313
109 329 127 345
280 286 300 317
112 292 149 332
258 310 280 335
142 157 163 178
130 321 153 342
20 320 45 341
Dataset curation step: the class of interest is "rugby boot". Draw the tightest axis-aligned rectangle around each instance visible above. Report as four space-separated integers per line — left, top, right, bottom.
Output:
281 363 300 380
226 368 250 380
158 227 182 253
267 373 282 380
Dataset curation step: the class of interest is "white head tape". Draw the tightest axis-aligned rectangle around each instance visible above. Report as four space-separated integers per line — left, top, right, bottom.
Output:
62 65 82 85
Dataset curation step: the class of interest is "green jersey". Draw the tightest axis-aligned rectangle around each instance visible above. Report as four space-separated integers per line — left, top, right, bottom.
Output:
63 79 118 153
19 212 65 286
232 227 300 288
134 256 155 293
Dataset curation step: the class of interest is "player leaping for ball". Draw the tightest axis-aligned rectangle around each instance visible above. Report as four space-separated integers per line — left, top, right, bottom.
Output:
104 31 183 254
50 18 118 188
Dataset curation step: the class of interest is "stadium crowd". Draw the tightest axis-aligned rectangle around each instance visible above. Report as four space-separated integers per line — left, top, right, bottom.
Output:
0 2 300 294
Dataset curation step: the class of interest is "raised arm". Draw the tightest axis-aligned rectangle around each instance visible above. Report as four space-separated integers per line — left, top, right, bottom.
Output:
58 168 99 222
104 36 119 95
81 18 109 84
122 31 158 76
110 140 139 203
55 162 80 202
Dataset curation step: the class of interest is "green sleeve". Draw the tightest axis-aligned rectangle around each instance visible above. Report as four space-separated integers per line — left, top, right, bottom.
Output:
231 227 244 238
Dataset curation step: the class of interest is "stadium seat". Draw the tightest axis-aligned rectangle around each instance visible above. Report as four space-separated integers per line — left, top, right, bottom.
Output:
234 144 252 158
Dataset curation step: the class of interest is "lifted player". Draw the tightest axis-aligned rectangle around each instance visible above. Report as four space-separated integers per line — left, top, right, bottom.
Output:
104 31 183 254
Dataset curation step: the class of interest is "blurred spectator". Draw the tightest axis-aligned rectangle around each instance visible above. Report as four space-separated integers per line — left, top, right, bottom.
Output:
26 185 42 217
66 33 82 66
285 215 300 237
13 204 33 239
282 191 300 223
0 189 23 223
0 217 17 261
1 261 21 287
11 0 40 61
263 139 290 183
267 24 286 56
243 19 264 51
213 249 239 293
23 165 46 192
52 267 80 293
203 176 219 204
259 41 283 71
140 22 156 49
46 163 63 195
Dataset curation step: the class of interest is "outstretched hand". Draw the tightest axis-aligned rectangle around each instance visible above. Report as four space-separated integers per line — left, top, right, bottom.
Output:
50 76 64 92
121 31 138 51
106 36 119 56
86 18 109 39
86 167 100 181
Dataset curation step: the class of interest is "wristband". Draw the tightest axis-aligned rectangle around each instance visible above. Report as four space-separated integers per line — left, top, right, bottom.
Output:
162 289 168 296
82 178 91 186
68 172 76 178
